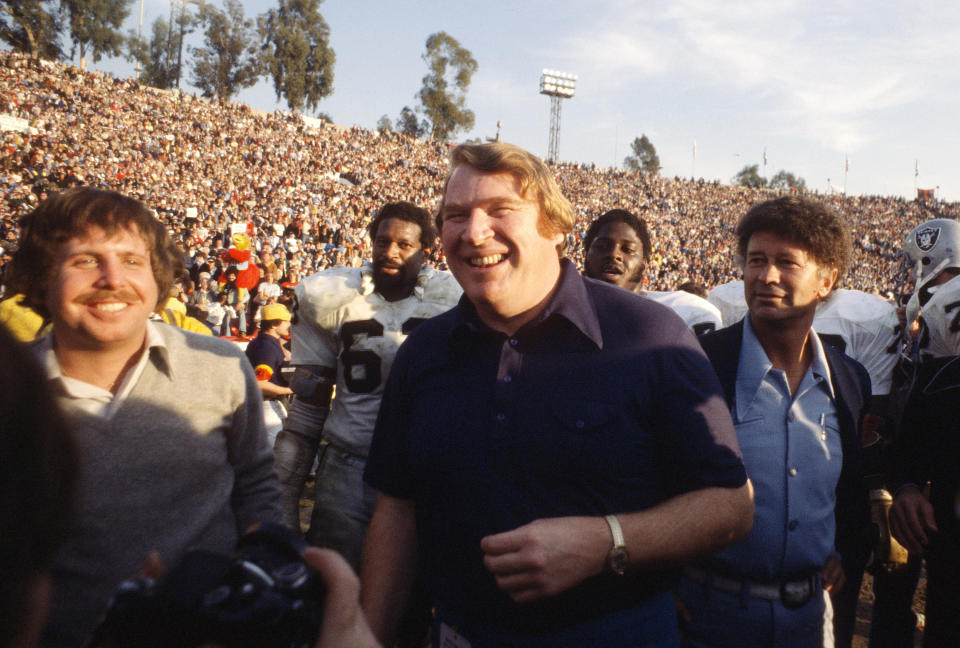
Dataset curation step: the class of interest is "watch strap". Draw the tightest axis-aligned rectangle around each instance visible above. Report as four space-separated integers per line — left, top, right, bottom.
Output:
605 514 625 548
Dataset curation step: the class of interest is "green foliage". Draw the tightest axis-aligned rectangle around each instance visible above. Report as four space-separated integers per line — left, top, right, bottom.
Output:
189 0 260 100
733 164 767 188
376 114 393 132
623 135 660 174
126 18 178 89
769 170 807 192
417 31 477 141
1 0 62 59
62 0 131 62
396 105 426 138
258 0 335 114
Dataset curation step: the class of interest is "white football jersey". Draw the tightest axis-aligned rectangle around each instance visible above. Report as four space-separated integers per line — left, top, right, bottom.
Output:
813 289 899 395
917 274 960 360
291 263 462 455
707 280 749 327
707 282 897 395
642 290 723 336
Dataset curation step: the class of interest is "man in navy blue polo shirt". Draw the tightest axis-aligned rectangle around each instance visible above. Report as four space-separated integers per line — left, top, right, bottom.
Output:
360 142 753 648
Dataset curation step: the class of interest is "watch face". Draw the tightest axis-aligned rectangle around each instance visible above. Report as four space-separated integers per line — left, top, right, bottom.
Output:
609 547 629 575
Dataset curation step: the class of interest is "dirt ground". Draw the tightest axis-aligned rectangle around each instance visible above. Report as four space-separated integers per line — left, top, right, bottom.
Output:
852 568 926 647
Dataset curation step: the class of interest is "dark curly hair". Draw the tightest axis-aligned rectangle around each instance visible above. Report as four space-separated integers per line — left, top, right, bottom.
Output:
735 196 851 284
7 187 182 319
367 201 436 249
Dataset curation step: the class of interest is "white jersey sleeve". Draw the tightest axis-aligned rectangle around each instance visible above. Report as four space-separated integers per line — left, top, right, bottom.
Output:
813 289 899 395
291 266 363 368
707 281 748 327
643 290 724 336
918 274 960 359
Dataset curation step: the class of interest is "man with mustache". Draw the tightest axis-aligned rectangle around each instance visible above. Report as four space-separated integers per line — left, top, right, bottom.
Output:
582 208 722 336
274 200 461 570
678 196 871 647
6 187 282 647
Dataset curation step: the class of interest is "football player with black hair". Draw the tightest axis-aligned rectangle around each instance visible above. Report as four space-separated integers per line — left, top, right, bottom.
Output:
583 209 722 335
274 201 461 569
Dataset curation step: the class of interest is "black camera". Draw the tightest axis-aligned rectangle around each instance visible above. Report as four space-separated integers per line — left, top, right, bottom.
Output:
87 523 324 648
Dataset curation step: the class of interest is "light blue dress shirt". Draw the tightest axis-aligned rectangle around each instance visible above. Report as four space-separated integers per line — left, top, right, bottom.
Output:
711 316 843 581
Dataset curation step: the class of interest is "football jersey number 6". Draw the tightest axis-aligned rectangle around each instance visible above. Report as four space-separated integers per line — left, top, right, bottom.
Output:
340 320 385 393
338 318 427 394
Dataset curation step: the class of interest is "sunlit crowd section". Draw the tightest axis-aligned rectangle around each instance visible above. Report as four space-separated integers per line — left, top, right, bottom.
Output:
2 50 957 299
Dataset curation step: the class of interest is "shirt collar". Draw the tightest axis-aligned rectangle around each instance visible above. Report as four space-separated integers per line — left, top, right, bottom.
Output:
807 327 835 400
451 258 604 349
40 320 172 384
143 320 173 378
735 316 835 419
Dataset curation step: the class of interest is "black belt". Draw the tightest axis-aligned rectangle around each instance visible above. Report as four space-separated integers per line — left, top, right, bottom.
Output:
683 565 819 610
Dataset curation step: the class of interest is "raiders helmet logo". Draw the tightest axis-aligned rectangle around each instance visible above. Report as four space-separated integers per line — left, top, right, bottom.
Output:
916 226 941 251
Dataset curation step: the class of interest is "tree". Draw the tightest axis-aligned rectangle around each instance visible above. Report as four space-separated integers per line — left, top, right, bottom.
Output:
62 0 131 64
733 164 767 188
126 18 177 89
417 31 477 141
259 0 335 113
1 0 61 59
376 114 393 132
623 135 660 173
769 170 807 192
189 0 260 100
396 105 426 138
126 3 197 90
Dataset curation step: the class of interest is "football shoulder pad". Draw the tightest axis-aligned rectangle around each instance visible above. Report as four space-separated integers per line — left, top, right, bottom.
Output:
416 266 463 308
295 265 370 323
918 274 960 358
707 280 747 327
816 289 895 322
645 290 723 335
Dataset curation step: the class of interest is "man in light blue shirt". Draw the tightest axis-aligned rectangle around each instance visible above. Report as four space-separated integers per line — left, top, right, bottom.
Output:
679 196 871 648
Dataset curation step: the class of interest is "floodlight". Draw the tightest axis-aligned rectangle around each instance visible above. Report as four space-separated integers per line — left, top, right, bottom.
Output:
539 69 578 162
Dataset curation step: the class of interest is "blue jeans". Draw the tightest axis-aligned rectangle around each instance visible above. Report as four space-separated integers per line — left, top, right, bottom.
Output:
432 591 681 648
677 573 829 648
306 442 379 571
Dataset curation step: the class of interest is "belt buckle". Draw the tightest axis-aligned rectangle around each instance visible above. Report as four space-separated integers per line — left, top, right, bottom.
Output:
779 575 814 610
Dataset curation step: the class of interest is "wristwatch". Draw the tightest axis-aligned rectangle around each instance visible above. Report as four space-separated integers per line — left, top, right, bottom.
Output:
604 514 629 575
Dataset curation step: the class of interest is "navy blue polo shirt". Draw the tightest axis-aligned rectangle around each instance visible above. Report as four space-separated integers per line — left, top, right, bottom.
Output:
365 259 746 635
244 331 287 386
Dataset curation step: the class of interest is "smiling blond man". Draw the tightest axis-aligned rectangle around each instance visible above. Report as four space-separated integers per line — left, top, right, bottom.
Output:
8 187 281 648
360 143 753 647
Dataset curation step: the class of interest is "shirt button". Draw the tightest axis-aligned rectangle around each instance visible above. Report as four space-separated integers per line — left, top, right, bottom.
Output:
502 375 512 383
495 412 505 422
788 520 799 531
509 337 518 346
575 420 585 429
787 411 796 422
789 467 798 477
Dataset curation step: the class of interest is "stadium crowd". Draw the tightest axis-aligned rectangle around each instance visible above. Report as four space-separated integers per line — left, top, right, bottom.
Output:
1 50 958 309
5 48 960 648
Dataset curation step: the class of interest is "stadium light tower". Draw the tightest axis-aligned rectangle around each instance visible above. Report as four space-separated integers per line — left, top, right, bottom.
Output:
539 69 577 163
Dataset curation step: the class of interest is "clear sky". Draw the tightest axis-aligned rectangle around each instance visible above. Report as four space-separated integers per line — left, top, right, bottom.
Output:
92 0 960 201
